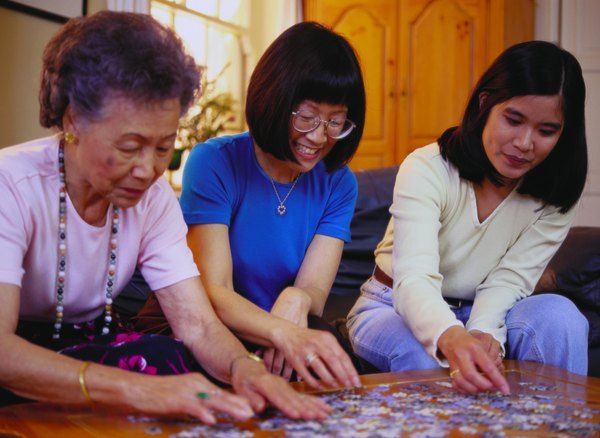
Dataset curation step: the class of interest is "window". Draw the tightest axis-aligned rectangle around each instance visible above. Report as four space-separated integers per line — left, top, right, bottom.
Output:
150 0 249 186
151 0 247 121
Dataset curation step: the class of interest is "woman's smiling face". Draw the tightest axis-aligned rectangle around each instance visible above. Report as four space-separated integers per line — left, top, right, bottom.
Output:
481 94 564 184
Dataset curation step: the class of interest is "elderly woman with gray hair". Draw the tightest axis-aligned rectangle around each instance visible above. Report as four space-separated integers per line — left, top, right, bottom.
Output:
0 11 330 422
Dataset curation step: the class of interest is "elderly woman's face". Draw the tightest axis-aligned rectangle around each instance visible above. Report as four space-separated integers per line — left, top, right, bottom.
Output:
67 96 180 209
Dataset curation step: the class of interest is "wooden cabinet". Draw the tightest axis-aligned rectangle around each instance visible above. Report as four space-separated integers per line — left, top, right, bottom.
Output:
303 0 534 170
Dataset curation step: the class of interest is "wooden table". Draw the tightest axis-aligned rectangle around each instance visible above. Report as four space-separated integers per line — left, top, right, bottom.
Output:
0 360 598 437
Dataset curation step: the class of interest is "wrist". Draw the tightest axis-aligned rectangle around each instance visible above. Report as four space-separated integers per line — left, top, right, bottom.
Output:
78 361 93 403
280 287 312 314
230 352 264 379
437 325 467 355
80 362 133 407
269 322 297 350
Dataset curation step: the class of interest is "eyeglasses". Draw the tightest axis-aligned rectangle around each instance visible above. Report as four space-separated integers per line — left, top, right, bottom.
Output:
291 111 356 139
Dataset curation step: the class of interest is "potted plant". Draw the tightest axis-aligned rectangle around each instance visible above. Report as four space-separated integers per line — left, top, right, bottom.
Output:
170 67 237 171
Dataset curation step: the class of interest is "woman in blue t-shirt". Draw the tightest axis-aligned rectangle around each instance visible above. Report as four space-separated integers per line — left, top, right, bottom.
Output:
181 22 366 389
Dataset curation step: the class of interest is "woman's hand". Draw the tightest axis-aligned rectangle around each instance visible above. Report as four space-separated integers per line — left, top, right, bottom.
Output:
270 323 361 390
263 287 310 380
469 329 504 371
230 355 331 420
120 370 253 424
437 326 510 395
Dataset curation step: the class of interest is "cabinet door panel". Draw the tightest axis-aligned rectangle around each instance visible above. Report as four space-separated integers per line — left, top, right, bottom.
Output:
304 0 398 170
398 0 487 160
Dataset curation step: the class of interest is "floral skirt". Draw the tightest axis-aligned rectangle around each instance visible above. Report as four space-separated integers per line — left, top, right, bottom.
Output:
17 314 200 374
1 315 201 405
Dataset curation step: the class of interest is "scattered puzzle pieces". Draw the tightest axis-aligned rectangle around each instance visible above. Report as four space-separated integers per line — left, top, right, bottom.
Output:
128 378 600 437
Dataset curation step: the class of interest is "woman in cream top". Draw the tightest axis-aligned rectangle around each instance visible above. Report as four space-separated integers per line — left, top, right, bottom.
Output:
348 41 589 395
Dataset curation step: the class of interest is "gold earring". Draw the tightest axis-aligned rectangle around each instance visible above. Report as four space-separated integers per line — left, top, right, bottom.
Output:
64 132 78 144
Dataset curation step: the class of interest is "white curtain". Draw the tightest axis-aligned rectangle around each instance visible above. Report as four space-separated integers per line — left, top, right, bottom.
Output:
107 0 150 14
280 0 302 27
295 0 303 22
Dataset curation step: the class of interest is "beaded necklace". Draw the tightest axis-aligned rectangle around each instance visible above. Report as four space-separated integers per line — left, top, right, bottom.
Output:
53 142 119 340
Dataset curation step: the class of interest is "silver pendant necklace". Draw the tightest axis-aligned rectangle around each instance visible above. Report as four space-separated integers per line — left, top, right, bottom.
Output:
270 174 301 216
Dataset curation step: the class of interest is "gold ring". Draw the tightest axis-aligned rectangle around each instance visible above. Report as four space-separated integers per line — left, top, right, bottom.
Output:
305 352 318 366
449 369 461 379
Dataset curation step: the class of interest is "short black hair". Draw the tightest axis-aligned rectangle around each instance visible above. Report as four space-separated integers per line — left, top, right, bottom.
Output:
40 11 200 129
245 21 366 172
438 40 587 213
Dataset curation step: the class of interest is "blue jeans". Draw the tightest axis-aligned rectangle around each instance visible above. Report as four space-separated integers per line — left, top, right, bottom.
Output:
347 277 589 375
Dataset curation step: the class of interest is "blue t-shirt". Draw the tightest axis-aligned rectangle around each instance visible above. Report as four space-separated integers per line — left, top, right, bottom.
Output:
180 132 358 311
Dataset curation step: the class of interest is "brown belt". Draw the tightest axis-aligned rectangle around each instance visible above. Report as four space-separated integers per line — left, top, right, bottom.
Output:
372 265 470 308
373 265 393 288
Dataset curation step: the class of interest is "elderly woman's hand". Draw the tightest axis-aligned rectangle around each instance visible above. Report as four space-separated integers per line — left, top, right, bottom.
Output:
230 355 331 420
270 325 361 390
124 372 253 424
438 326 510 395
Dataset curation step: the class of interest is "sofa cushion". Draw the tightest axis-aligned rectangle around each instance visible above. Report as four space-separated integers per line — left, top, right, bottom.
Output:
546 227 600 274
325 166 398 321
330 166 397 295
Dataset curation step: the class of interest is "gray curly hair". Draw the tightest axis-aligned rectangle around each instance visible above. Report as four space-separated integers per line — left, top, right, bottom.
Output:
39 11 201 129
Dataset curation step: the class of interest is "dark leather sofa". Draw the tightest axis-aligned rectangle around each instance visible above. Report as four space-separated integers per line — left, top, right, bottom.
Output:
324 166 600 377
116 166 599 376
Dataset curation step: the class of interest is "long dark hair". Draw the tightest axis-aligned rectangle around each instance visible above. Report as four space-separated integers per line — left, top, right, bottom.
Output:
246 21 366 172
439 41 587 213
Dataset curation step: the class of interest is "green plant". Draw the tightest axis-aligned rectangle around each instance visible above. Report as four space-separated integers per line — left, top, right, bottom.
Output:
170 67 237 170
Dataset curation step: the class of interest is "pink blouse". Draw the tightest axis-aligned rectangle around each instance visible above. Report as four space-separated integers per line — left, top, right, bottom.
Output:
0 136 199 322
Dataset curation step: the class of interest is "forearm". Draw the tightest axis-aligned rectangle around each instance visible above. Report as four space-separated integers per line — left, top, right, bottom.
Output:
203 282 297 348
0 333 138 405
156 277 264 382
394 278 462 362
181 318 252 383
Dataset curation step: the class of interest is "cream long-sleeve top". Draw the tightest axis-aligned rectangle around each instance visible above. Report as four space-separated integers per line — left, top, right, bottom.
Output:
374 143 575 364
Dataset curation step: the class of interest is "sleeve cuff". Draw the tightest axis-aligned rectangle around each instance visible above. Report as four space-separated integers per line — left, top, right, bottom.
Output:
182 212 230 226
315 227 351 243
0 269 24 288
428 320 465 368
143 266 200 292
